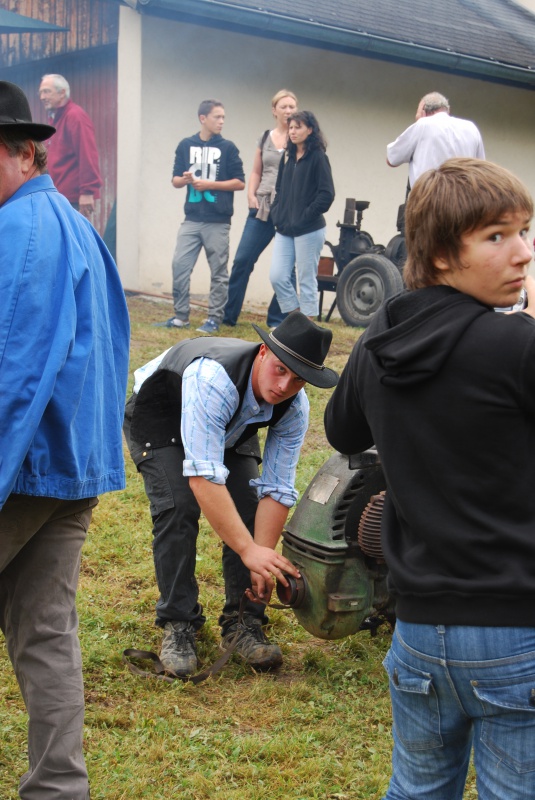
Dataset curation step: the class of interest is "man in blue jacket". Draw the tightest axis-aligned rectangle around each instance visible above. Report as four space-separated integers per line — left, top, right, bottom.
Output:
0 82 130 800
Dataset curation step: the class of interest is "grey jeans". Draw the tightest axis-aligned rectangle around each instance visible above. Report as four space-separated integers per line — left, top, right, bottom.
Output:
172 219 230 324
0 494 97 800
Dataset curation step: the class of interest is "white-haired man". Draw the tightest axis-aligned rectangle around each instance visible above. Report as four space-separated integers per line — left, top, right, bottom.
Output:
39 73 102 218
387 91 485 187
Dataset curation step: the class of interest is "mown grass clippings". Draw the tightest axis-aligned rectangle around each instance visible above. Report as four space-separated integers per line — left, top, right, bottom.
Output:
0 296 477 799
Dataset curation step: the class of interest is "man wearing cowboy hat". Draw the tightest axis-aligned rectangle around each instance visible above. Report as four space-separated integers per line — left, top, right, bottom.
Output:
124 312 338 676
0 81 129 799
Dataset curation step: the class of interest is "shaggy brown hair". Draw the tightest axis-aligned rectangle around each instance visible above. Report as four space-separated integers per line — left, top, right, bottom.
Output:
404 158 533 290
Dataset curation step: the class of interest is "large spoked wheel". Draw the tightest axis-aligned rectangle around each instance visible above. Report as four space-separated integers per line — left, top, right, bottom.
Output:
336 254 404 328
385 233 407 271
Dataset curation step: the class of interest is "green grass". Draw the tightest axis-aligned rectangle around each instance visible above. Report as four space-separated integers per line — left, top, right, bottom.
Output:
0 297 477 799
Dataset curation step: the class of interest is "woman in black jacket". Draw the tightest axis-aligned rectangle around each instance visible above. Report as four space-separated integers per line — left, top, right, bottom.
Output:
270 111 334 319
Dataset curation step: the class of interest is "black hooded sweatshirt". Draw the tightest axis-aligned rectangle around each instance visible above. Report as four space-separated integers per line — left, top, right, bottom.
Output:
325 285 535 627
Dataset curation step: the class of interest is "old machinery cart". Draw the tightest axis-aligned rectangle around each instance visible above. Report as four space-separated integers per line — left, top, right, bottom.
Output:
317 198 406 328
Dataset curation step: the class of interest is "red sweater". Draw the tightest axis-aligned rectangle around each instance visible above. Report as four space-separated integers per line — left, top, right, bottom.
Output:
46 100 102 202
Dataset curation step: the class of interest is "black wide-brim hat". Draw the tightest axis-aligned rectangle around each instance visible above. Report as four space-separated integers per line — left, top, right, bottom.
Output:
0 81 55 141
253 312 338 389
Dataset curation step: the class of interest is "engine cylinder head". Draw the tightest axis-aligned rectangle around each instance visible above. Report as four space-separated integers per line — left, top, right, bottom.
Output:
357 491 386 561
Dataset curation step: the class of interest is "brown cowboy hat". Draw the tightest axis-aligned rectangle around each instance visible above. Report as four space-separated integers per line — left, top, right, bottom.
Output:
0 81 55 141
253 312 338 389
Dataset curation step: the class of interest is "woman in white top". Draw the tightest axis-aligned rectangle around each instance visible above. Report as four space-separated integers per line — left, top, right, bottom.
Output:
223 89 297 327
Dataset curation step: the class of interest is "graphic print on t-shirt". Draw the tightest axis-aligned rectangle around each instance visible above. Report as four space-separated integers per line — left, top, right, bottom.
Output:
188 145 221 203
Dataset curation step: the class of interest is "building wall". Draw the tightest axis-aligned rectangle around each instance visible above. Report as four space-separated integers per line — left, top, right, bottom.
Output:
116 9 535 305
515 0 535 13
0 0 119 237
0 0 118 67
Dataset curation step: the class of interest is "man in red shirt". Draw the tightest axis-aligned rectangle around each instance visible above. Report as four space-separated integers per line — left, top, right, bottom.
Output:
39 73 102 218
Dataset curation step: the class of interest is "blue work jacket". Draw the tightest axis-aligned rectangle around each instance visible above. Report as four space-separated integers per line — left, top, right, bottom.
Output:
0 175 130 507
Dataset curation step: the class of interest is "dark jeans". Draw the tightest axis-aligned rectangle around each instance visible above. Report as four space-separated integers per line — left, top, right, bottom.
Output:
124 396 267 633
223 209 292 328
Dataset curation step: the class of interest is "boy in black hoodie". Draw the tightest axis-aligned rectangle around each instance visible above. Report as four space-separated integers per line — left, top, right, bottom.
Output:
325 158 535 800
158 99 245 334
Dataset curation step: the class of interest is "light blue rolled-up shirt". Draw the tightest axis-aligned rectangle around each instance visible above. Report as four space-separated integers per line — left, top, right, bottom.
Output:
180 357 309 508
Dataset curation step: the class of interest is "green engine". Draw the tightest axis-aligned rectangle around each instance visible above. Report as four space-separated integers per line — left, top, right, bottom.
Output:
277 450 394 640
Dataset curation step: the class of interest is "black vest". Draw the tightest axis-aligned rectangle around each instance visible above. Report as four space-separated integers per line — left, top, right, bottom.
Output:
130 337 294 450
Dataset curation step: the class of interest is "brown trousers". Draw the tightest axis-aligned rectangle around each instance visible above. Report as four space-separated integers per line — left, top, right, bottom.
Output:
0 494 97 800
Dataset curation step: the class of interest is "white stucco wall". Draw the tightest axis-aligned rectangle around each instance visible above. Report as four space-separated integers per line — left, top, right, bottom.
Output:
116 8 535 305
515 0 535 13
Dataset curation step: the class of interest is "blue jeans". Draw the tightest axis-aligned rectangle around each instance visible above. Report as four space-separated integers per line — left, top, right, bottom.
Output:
223 209 290 327
382 620 535 800
270 228 326 317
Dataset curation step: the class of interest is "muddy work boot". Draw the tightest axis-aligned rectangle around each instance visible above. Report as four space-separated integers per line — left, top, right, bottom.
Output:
160 620 198 676
221 616 283 670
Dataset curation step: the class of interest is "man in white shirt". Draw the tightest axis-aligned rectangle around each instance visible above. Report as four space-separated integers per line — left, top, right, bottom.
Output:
387 92 485 188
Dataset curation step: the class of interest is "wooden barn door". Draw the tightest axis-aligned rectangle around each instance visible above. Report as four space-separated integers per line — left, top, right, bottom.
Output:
0 45 117 237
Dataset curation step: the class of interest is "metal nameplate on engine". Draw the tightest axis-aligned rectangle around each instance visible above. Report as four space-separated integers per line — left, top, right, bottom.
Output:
307 474 339 505
328 593 367 612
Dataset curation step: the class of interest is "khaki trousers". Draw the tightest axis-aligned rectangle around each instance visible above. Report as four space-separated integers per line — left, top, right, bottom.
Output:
0 495 97 800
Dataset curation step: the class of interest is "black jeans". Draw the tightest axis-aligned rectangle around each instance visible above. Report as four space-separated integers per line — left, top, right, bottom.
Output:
124 396 268 633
